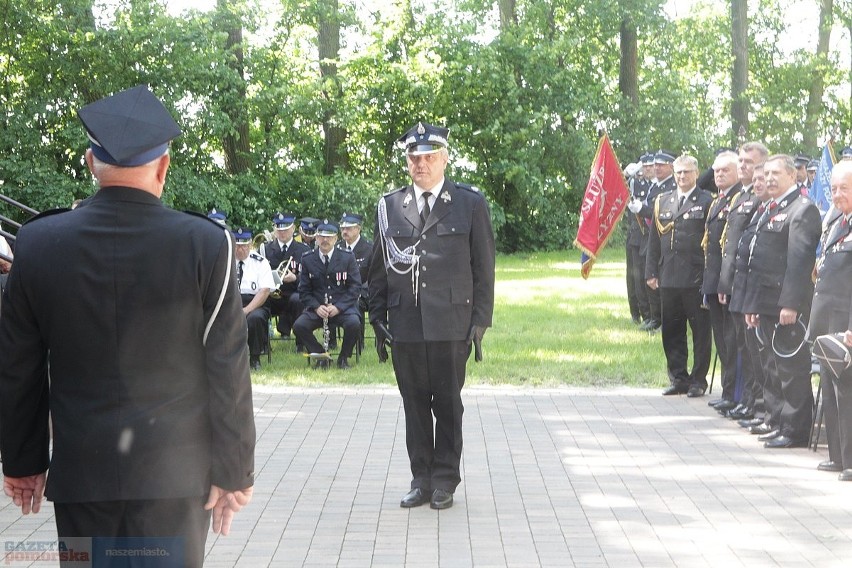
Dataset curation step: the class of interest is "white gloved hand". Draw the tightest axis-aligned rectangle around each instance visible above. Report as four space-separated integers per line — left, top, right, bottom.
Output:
627 199 642 213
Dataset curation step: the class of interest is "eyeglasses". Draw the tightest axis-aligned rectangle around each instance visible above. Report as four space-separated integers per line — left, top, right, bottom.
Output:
674 170 697 175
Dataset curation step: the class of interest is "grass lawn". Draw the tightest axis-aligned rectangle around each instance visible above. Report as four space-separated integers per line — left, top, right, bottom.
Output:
251 247 673 389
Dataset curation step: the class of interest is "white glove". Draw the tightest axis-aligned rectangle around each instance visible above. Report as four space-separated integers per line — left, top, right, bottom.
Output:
627 199 642 213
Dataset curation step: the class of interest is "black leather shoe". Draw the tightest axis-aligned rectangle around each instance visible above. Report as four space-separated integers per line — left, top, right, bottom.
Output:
687 385 706 398
707 398 724 407
400 488 429 508
430 489 454 510
721 403 744 417
749 423 774 435
740 417 764 428
757 429 781 441
662 384 688 396
764 435 806 448
712 399 737 411
818 461 843 472
250 356 261 371
727 405 754 420
839 469 852 481
337 356 351 370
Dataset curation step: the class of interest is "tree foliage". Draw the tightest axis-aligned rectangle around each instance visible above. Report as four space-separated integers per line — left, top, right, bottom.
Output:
1 0 849 250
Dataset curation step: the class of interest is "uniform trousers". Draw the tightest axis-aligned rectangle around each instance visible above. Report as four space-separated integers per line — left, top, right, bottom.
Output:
626 244 649 322
830 366 852 469
707 295 739 401
660 286 711 388
240 294 269 357
731 313 762 409
267 291 302 336
392 340 470 493
758 315 813 441
293 311 359 358
54 496 210 568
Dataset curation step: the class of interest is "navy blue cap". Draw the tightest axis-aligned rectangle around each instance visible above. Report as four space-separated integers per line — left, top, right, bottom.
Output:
272 212 296 229
396 122 450 155
233 228 252 244
207 208 227 222
654 149 676 164
640 153 655 165
300 217 320 234
793 153 811 167
339 212 363 227
841 146 852 159
807 159 818 172
316 219 338 237
77 85 181 167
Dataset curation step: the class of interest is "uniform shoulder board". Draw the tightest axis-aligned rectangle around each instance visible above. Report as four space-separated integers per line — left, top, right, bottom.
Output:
249 252 264 261
383 185 408 197
301 249 314 258
455 182 480 193
23 207 72 225
182 209 229 229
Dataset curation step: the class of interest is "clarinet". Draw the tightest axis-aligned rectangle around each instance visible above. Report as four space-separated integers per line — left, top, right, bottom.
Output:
322 292 330 353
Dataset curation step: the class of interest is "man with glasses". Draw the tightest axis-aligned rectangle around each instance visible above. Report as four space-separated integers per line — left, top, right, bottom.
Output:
645 154 714 397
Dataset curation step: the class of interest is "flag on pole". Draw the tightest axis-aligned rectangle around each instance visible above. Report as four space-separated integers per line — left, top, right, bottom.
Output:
573 133 629 279
809 142 835 213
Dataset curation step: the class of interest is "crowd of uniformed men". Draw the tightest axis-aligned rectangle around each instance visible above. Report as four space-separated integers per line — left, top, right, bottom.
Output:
203 209 372 372
624 142 852 480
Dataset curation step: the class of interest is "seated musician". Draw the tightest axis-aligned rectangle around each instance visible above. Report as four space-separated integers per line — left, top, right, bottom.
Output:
259 212 309 342
298 217 320 250
292 221 361 369
234 228 275 370
337 212 372 312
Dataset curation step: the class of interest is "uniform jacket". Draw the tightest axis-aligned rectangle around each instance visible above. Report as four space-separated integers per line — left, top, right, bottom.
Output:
626 177 651 248
645 187 714 288
298 248 361 316
638 176 676 255
718 187 760 296
261 239 310 294
808 214 852 339
337 236 373 297
740 191 821 316
701 183 742 295
0 186 255 503
368 178 496 342
727 199 765 314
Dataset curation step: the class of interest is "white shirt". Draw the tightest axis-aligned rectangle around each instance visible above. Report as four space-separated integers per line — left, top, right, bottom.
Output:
414 178 444 215
236 253 275 295
342 236 360 252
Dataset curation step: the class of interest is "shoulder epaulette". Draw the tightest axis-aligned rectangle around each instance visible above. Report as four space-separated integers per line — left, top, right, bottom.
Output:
383 185 408 197
23 207 71 225
249 252 264 261
455 182 480 193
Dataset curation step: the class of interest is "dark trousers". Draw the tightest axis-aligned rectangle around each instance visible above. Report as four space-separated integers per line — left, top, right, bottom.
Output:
707 295 739 401
661 286 711 388
732 313 762 408
293 310 360 358
626 245 649 321
241 294 269 357
54 496 210 568
392 340 470 493
758 315 813 441
822 364 843 466
267 291 302 336
833 367 852 469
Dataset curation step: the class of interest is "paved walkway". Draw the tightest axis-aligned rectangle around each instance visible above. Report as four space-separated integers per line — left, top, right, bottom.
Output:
1 386 851 567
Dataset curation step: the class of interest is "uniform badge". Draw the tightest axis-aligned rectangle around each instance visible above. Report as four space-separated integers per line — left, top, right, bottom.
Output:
441 192 452 203
403 193 413 206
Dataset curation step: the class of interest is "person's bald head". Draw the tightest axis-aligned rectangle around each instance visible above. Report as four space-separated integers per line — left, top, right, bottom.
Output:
830 161 852 215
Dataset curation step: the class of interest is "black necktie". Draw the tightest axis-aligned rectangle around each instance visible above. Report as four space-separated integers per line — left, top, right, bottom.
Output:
238 260 244 286
282 243 287 256
678 195 685 209
323 254 329 267
421 191 432 228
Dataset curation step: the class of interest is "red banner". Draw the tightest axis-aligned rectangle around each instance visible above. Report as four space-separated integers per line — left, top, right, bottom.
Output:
573 134 629 279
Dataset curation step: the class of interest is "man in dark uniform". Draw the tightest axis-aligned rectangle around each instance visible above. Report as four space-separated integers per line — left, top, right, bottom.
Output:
807 161 852 477
369 121 495 510
624 155 652 326
234 228 275 370
645 154 714 397
742 154 821 448
794 153 811 193
701 151 742 412
299 217 320 249
633 149 677 331
716 142 770 421
0 85 255 566
337 212 372 309
260 212 310 340
293 220 362 369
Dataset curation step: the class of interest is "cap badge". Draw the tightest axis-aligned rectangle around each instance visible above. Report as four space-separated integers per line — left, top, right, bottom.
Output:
417 122 426 135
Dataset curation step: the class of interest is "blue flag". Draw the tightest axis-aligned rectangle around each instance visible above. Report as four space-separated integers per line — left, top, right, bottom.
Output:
809 143 835 213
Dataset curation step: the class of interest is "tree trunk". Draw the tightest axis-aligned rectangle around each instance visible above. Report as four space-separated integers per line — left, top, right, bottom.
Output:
217 0 252 175
619 16 638 104
730 0 749 147
498 0 517 30
318 0 348 175
803 0 834 150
